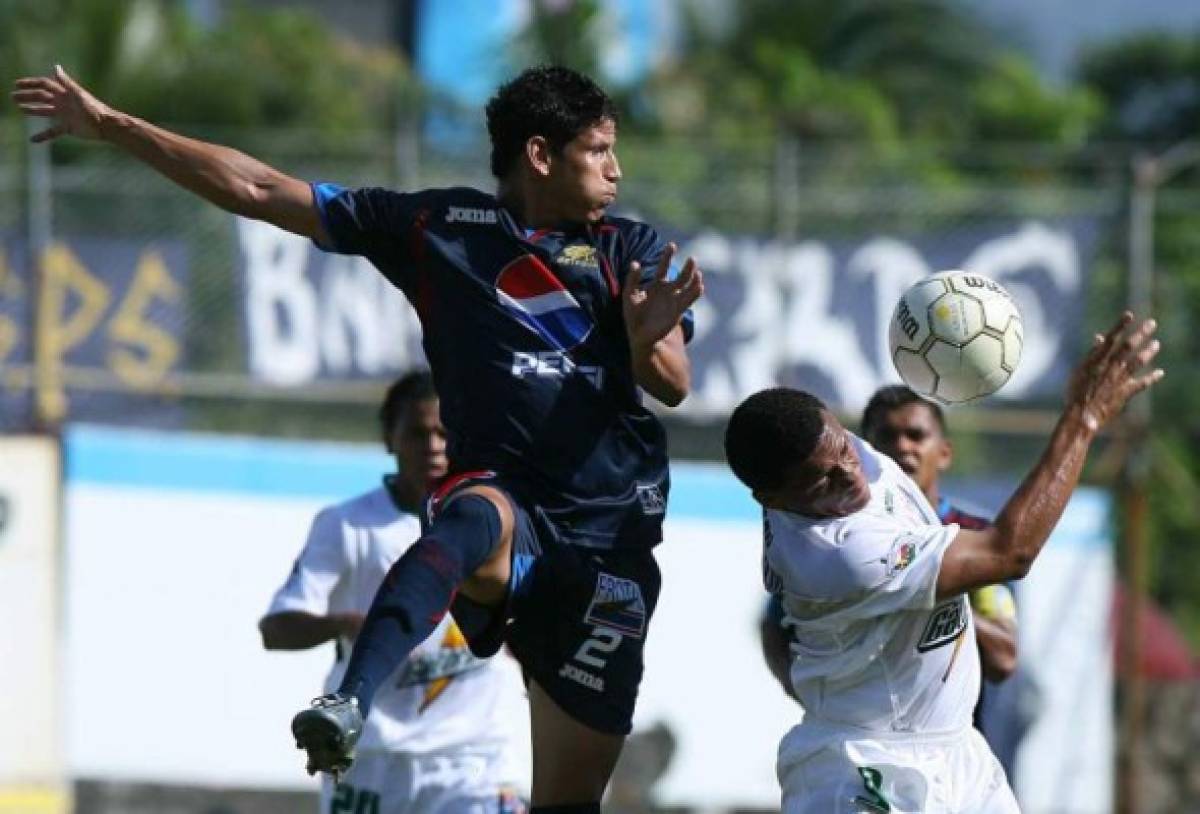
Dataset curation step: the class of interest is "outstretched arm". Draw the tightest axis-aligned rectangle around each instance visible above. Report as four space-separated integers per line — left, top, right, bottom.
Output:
12 65 324 241
259 611 365 651
623 242 704 406
937 313 1163 599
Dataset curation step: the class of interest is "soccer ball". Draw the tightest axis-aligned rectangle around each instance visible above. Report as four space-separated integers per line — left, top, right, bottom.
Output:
888 271 1023 404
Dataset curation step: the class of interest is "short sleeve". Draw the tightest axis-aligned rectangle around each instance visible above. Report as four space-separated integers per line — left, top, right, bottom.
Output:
265 507 351 617
768 515 959 617
311 183 430 290
620 223 695 343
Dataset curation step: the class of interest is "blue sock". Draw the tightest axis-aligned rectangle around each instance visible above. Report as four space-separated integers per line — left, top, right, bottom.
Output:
337 493 501 714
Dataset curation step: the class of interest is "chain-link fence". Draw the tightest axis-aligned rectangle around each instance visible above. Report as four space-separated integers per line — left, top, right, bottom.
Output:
4 122 1200 813
0 125 1152 463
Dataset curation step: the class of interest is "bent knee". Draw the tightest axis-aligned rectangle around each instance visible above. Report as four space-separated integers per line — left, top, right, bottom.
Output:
448 487 513 601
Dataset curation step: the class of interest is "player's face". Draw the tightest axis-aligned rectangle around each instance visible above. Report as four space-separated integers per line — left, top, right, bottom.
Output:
866 402 951 500
771 412 872 519
547 118 621 223
389 398 448 491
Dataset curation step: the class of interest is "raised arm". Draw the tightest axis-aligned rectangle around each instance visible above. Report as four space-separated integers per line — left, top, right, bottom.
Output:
936 313 1162 600
622 242 704 406
12 65 324 242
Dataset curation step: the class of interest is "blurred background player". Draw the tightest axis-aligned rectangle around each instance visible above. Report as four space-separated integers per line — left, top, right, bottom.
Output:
12 64 702 813
260 371 529 814
727 313 1161 812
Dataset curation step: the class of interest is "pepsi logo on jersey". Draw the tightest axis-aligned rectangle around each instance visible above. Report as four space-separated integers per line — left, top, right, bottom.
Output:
511 351 604 388
496 254 594 351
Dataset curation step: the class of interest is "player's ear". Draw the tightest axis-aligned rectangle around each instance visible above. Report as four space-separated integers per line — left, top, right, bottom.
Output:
525 135 553 177
937 437 953 473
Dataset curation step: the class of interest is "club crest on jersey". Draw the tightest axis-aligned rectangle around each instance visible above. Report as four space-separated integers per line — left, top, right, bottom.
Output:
496 254 594 350
445 206 497 224
584 573 647 638
557 244 599 268
917 595 968 652
886 534 920 574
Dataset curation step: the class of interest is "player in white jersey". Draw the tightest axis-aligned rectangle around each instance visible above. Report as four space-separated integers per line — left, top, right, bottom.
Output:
724 313 1162 814
260 372 529 814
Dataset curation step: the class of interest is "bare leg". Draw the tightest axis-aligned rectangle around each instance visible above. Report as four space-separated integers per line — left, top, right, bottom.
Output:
528 678 625 806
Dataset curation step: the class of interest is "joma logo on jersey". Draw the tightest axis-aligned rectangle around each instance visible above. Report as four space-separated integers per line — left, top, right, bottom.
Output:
446 206 498 224
917 595 968 652
558 663 605 692
557 245 598 267
511 351 604 388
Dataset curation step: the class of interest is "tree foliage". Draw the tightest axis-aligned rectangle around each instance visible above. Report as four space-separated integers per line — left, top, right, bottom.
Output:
0 0 414 139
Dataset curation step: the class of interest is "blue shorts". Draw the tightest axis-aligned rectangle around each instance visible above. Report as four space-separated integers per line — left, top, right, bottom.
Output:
427 472 661 736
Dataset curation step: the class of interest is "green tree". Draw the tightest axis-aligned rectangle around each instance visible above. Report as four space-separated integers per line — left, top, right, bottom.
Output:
1080 32 1200 644
1079 33 1200 149
1 0 415 141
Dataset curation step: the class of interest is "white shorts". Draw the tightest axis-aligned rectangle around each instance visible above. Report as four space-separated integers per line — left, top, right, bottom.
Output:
319 748 524 814
777 722 1020 814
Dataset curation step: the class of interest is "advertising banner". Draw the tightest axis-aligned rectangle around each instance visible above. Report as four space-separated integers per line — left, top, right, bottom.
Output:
0 237 188 429
237 217 1094 414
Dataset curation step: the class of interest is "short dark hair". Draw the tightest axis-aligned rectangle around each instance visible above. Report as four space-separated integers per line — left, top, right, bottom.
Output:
724 388 828 493
485 65 618 179
379 370 437 442
860 385 946 442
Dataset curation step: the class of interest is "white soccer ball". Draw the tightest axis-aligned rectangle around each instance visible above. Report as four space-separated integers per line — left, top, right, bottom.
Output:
888 270 1023 404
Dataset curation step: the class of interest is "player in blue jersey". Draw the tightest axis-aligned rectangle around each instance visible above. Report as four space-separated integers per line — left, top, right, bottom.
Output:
15 64 702 813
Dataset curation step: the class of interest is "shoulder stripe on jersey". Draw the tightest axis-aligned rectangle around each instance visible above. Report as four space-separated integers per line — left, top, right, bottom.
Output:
597 252 619 299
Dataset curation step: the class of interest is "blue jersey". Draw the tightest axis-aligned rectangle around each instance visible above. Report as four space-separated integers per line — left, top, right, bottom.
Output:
312 184 693 550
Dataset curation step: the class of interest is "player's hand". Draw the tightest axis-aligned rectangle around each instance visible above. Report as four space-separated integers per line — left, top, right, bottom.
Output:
11 65 110 143
1065 312 1163 433
623 242 704 350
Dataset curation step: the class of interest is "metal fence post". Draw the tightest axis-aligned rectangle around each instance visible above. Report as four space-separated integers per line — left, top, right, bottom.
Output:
773 135 800 241
24 118 52 432
1118 141 1199 814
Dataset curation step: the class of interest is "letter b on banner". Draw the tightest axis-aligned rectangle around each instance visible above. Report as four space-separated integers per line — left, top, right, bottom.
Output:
240 220 319 385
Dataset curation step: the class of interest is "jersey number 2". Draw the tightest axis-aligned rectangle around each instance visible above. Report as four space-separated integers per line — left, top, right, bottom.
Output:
574 626 622 669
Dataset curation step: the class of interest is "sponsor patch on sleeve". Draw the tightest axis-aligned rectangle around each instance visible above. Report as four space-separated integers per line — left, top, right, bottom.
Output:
886 534 923 574
584 572 648 638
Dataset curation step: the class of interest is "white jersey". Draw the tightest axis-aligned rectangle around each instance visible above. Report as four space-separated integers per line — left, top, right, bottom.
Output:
266 485 528 759
764 434 979 735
